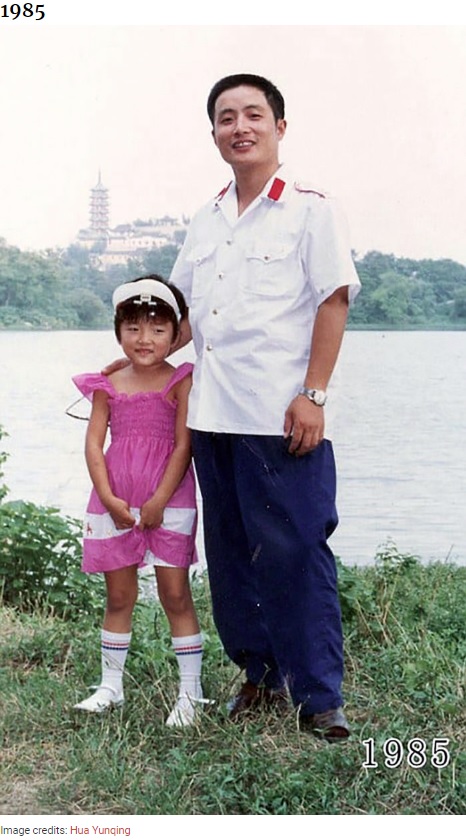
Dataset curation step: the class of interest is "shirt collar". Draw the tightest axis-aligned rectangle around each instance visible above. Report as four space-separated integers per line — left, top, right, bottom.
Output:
261 165 290 203
213 164 290 211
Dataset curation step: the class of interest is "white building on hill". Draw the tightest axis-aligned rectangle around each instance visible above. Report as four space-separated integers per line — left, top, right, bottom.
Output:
77 174 188 267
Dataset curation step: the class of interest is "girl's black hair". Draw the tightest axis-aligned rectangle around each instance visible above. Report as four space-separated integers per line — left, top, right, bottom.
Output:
113 274 187 342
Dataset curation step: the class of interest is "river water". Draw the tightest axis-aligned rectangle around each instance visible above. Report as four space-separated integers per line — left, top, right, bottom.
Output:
1 330 465 566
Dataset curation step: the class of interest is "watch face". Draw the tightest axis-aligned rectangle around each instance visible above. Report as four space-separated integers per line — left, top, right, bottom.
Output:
313 390 326 406
299 388 327 406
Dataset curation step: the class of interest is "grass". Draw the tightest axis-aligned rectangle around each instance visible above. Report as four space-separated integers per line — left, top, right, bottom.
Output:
0 552 465 816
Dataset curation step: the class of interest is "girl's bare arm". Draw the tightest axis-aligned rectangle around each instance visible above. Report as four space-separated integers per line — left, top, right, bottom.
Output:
139 374 193 530
85 391 135 530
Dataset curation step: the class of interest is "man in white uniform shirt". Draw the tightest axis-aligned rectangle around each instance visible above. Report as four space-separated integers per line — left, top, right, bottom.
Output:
171 74 360 741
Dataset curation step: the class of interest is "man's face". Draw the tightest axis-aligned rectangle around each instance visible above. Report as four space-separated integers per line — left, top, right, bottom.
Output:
212 85 286 172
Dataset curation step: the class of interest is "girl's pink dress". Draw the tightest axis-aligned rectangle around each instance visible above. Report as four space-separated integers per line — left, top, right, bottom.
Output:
72 362 197 573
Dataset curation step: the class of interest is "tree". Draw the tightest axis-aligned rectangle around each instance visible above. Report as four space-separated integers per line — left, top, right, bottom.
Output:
452 287 466 320
66 288 110 327
129 244 180 279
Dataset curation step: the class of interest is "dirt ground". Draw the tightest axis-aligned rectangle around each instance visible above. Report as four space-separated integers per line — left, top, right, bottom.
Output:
0 778 52 815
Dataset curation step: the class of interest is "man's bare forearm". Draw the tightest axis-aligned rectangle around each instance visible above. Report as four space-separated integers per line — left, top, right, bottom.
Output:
304 286 349 389
284 285 349 455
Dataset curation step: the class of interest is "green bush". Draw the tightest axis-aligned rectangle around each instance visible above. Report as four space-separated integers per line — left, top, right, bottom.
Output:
0 426 8 503
0 426 103 620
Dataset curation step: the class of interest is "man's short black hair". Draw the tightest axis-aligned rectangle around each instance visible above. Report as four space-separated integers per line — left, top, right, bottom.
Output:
207 74 285 125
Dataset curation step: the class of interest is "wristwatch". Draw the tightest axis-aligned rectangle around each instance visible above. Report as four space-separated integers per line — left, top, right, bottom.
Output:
298 387 327 406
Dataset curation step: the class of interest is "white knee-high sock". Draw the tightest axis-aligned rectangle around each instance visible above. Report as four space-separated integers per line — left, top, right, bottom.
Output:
171 633 203 699
101 630 132 694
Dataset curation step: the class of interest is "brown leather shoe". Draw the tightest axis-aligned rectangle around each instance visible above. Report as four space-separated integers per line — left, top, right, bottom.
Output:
228 680 289 720
299 707 350 742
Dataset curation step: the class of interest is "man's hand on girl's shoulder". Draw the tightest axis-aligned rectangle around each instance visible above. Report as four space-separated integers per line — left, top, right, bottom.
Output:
101 357 130 376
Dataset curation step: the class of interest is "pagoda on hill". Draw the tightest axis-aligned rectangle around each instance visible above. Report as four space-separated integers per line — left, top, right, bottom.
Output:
76 173 188 268
88 171 109 240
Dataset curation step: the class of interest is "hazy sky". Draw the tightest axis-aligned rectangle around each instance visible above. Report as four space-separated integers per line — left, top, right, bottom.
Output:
1 23 465 263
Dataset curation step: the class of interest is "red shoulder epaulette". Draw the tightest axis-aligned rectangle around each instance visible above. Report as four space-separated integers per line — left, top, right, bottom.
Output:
267 178 286 201
294 181 327 198
215 182 232 201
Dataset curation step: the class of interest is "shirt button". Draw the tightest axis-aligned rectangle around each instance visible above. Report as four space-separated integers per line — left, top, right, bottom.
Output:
218 272 224 279
226 239 232 245
212 309 218 315
206 343 213 351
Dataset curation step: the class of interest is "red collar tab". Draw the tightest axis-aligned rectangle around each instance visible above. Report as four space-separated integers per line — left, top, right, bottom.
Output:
267 178 286 201
215 181 232 202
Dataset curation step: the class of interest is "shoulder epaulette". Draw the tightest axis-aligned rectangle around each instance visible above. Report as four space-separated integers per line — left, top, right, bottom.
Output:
267 177 286 201
294 181 327 198
215 181 232 202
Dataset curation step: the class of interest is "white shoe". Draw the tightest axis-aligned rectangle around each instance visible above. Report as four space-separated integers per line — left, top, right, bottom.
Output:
73 685 124 713
165 694 208 728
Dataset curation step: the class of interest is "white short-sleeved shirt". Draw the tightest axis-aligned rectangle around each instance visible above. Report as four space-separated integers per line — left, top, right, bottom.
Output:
170 166 361 436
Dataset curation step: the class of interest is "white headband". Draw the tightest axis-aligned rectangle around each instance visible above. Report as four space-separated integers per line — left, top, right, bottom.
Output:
112 279 182 321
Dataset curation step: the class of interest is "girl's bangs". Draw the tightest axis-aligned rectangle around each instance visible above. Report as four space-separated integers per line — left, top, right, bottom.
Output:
117 299 175 322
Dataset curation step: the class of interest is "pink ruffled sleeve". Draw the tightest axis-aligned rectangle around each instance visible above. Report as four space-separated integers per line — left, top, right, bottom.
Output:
72 373 115 402
161 362 194 397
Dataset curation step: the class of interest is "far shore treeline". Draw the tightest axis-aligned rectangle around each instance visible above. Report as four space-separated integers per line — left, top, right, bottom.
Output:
1 236 466 330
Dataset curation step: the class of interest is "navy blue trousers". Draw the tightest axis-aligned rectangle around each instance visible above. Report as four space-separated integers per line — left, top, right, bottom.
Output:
191 432 344 714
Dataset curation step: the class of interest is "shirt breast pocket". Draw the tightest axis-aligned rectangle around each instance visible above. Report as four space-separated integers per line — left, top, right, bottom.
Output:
244 239 300 298
184 241 217 300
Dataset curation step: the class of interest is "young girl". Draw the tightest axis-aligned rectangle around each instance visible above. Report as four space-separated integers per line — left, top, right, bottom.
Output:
72 275 203 727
